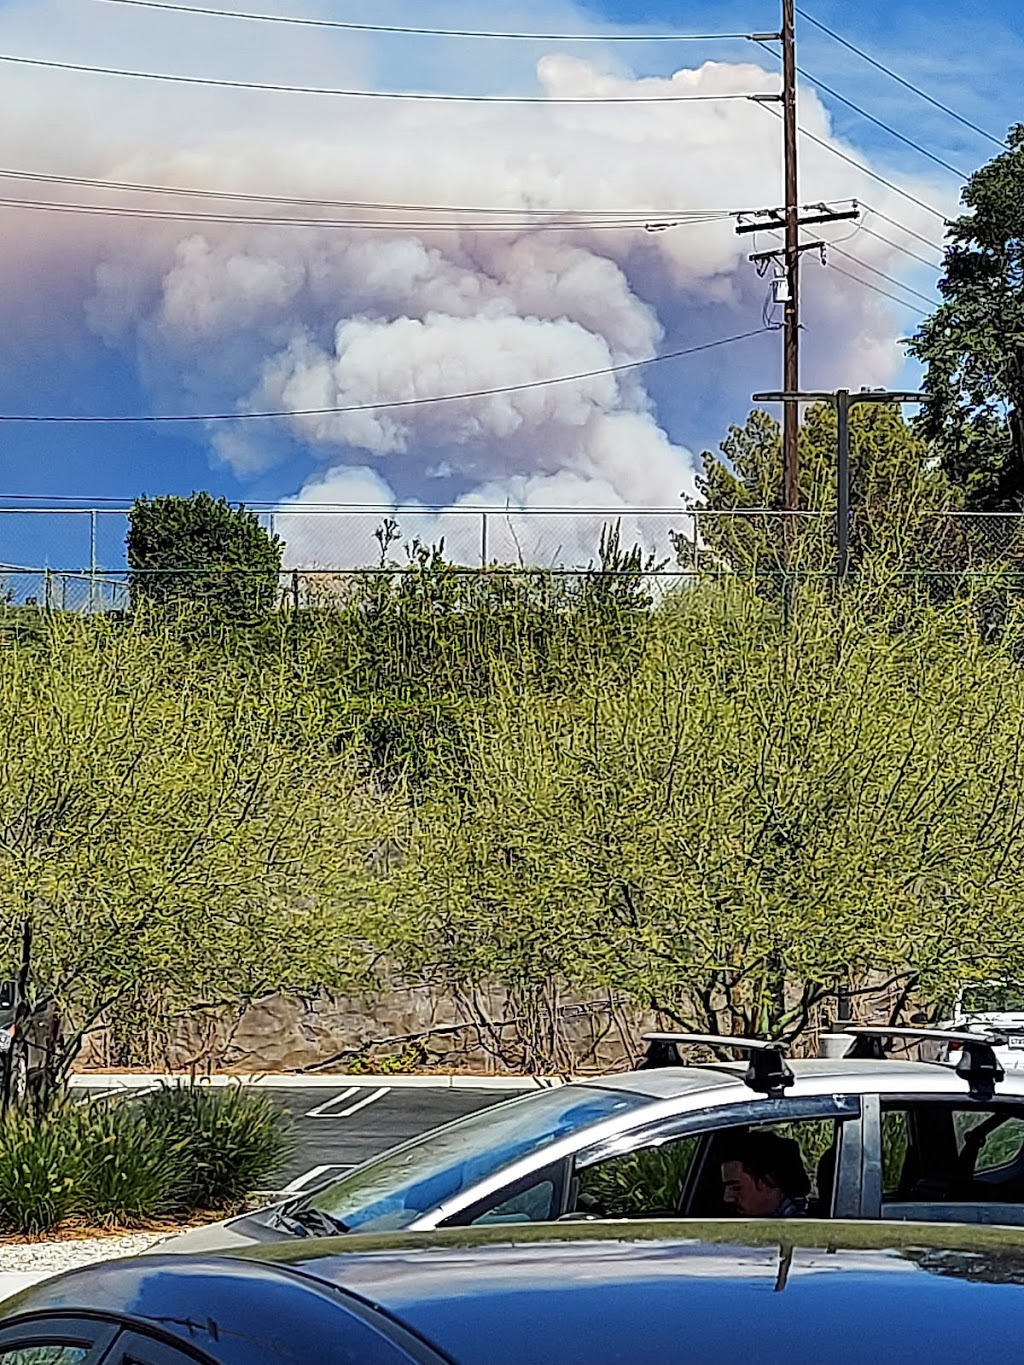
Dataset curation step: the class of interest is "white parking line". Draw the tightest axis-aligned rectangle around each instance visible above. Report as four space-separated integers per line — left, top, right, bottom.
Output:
304 1086 359 1118
334 1086 390 1118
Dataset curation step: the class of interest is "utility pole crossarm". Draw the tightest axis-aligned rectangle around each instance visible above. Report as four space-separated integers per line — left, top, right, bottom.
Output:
734 207 858 235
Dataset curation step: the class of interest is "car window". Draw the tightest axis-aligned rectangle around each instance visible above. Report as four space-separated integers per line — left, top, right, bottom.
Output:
955 1111 1024 1172
882 1102 1024 1214
577 1112 850 1219
577 1137 698 1218
0 1351 90 1364
307 1083 653 1232
469 1176 557 1225
882 1110 911 1196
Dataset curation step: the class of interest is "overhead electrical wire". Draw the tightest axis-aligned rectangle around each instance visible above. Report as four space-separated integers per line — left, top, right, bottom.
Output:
0 327 770 423
0 52 770 103
760 221 936 315
795 68 968 181
97 0 757 43
795 5 1008 151
0 195 726 231
754 102 950 225
856 220 942 272
821 240 936 307
0 166 730 220
828 262 929 317
861 202 947 254
754 37 970 181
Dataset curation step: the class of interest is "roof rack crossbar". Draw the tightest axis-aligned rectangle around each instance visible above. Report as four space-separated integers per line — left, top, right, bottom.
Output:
843 1026 1007 1101
639 1032 794 1099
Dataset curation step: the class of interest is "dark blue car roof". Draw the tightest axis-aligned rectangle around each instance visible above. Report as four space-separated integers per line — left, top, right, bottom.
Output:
9 1221 1024 1365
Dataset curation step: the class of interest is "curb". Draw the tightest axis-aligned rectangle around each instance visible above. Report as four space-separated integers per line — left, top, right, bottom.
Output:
67 1073 560 1092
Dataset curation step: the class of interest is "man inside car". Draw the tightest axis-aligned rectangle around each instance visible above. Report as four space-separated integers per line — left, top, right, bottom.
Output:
721 1130 811 1218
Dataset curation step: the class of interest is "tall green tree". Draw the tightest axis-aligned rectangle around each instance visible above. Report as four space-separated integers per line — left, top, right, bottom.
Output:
395 582 1024 1055
0 614 399 1078
128 492 283 620
910 125 1024 510
680 403 949 576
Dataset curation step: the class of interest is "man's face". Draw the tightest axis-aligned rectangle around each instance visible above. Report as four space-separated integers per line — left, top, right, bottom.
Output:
721 1160 784 1217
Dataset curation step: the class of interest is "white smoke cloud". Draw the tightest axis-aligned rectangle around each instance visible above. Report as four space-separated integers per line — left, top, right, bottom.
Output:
0 0 955 567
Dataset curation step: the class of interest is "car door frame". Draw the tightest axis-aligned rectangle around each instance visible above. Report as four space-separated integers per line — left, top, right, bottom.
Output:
0 1315 120 1363
860 1091 1024 1223
98 1330 216 1365
437 1093 865 1226
573 1093 865 1220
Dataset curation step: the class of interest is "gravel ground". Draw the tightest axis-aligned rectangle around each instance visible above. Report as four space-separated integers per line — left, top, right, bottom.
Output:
2 1232 161 1274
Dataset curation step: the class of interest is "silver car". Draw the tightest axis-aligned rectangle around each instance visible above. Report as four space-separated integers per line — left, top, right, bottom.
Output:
164 1034 1024 1253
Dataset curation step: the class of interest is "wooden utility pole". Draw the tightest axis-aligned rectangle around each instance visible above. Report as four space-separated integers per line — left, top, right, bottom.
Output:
781 0 800 515
737 4 859 528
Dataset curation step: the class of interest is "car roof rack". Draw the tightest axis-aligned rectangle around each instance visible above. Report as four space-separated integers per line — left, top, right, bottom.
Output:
640 1032 794 1099
843 1026 1008 1102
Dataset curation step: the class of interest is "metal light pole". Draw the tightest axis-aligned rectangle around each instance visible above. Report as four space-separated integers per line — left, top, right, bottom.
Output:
752 387 929 1028
753 388 929 579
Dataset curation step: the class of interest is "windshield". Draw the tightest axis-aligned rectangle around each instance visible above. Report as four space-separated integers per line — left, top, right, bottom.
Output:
962 982 1024 1015
304 1082 652 1233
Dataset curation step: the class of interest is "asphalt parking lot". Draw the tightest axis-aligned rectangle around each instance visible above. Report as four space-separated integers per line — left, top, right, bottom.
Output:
261 1085 522 1189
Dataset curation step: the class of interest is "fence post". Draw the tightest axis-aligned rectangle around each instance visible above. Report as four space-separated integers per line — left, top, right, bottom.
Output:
480 512 489 568
89 509 98 613
836 388 851 580
43 568 52 612
290 568 301 673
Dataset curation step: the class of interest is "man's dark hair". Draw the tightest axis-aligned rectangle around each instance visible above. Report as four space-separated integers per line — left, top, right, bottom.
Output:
722 1130 811 1199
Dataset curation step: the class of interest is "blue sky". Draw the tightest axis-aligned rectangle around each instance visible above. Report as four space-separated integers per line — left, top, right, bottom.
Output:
0 0 1017 568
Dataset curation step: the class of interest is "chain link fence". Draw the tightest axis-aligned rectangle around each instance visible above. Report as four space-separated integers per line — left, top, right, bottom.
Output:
3 506 1024 611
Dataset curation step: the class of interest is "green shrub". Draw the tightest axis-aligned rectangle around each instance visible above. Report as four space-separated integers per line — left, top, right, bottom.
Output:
577 1140 697 1218
140 1083 294 1210
0 1101 80 1235
75 1099 187 1227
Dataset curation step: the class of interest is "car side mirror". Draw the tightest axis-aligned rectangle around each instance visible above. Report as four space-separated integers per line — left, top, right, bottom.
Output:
0 979 19 1012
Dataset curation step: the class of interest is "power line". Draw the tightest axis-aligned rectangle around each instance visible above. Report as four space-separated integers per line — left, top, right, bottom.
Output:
801 121 949 222
0 166 731 219
765 219 935 313
856 220 942 272
755 37 970 180
0 52 769 103
802 70 968 181
861 202 947 253
755 102 950 224
0 195 727 231
827 262 929 317
823 240 936 306
0 328 770 422
795 5 1008 151
99 0 757 43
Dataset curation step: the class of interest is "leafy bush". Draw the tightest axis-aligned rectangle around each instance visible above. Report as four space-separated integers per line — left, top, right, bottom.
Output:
577 1140 697 1218
127 492 283 620
75 1099 187 1227
0 1085 293 1235
139 1083 294 1210
0 1101 80 1235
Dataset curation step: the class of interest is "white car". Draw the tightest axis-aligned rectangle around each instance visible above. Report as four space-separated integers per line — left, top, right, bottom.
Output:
945 981 1024 1073
159 1028 1024 1254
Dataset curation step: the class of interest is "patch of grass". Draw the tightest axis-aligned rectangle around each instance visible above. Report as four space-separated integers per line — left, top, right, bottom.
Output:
75 1099 188 1227
139 1083 295 1211
0 1101 80 1235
